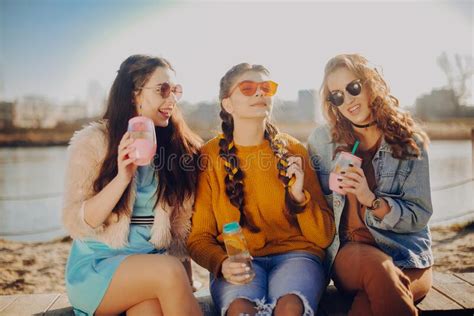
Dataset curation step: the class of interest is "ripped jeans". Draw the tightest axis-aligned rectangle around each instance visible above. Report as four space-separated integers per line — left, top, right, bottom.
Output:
210 251 325 316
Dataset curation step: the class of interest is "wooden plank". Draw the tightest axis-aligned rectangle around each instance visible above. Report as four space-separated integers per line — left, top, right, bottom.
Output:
2 294 58 316
455 273 474 286
432 272 474 309
47 293 71 310
43 306 74 316
417 287 464 311
42 293 61 313
0 295 18 312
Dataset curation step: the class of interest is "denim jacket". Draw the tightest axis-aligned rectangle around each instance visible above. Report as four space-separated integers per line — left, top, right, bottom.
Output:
307 125 434 277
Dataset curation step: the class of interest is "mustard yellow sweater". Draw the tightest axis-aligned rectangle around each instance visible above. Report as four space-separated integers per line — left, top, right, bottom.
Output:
187 134 335 276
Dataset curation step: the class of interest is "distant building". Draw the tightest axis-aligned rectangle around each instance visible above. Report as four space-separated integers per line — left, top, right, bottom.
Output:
272 90 320 124
298 89 322 123
59 101 88 123
273 99 299 123
13 96 59 128
0 101 14 130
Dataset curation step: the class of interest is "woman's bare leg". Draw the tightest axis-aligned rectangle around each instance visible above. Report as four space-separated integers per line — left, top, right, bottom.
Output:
95 254 202 316
126 299 162 316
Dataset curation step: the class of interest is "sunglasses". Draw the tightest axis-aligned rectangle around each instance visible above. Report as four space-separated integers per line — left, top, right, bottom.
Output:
327 79 363 107
141 82 183 101
229 80 278 97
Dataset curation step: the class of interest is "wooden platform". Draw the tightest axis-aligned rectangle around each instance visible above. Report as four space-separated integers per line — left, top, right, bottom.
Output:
1 272 472 315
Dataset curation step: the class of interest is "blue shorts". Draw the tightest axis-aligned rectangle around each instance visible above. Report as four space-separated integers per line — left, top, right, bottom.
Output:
210 251 326 316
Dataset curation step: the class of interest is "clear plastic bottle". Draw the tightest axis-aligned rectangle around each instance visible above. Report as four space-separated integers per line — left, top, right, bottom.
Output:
222 221 255 283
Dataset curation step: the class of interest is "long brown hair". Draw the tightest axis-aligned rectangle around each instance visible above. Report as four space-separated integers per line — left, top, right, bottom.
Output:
320 54 429 159
93 54 202 216
218 63 304 232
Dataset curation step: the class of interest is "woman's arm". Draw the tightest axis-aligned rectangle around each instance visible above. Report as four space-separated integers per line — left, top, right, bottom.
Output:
367 148 433 233
342 148 433 233
82 175 130 228
83 131 137 228
62 129 136 237
293 144 336 249
186 166 228 277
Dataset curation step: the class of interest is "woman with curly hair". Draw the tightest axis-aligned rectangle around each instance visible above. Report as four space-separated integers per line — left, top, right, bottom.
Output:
187 63 335 316
308 53 433 316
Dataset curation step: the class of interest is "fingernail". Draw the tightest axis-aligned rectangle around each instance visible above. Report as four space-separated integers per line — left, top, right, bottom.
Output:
241 264 246 268
349 163 354 167
337 178 342 182
341 171 346 174
339 186 343 189
245 267 250 271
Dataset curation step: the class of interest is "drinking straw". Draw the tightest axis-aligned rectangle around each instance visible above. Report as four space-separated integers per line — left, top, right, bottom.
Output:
351 140 360 154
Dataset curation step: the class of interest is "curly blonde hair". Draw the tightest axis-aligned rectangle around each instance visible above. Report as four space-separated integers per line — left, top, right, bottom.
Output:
320 54 429 159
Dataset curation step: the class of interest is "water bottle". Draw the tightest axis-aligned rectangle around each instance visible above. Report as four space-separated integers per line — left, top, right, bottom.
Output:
223 221 255 283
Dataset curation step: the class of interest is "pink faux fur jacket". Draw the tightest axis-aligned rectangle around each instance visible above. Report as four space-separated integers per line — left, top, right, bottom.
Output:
61 121 193 258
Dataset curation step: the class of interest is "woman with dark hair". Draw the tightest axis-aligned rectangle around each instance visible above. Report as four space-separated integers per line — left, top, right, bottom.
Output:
62 55 202 315
308 53 433 316
187 63 335 316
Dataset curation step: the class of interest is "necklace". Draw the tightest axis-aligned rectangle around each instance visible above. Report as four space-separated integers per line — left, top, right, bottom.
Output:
351 121 376 128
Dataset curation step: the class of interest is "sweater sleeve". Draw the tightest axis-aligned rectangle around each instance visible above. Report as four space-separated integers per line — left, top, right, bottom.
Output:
187 165 228 277
293 144 336 250
61 128 105 239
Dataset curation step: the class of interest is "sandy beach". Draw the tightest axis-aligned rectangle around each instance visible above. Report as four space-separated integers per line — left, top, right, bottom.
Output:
1 223 473 295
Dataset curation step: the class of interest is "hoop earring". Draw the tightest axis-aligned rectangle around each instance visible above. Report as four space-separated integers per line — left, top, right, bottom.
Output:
138 104 142 116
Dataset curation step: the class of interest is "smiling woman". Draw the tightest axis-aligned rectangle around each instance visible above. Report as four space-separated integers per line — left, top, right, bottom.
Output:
308 53 434 316
61 54 203 316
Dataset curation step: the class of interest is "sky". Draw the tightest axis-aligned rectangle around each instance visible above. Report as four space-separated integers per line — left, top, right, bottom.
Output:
0 0 472 109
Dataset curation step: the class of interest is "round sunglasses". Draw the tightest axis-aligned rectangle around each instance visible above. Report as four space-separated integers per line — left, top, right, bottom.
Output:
141 82 183 101
327 79 363 107
229 80 278 97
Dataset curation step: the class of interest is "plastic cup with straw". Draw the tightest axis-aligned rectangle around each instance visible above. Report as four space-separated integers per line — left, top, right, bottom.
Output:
329 140 363 194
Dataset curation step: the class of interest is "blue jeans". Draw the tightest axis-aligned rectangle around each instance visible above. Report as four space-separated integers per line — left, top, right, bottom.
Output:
210 251 325 316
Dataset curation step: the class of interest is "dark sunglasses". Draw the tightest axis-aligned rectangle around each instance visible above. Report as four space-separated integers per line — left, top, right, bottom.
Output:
327 79 363 107
141 82 183 100
229 80 278 97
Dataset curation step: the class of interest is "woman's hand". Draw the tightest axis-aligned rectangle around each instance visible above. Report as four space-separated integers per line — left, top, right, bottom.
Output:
221 258 253 285
339 165 375 207
117 132 138 184
286 156 306 203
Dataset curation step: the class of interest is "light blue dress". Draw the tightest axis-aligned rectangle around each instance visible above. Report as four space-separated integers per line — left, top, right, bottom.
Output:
65 165 163 316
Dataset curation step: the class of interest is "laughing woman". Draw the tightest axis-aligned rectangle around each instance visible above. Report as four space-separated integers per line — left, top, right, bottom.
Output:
308 54 433 316
187 63 335 316
62 55 202 316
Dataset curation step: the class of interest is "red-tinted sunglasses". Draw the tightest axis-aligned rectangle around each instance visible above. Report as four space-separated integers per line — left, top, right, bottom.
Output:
229 80 278 97
141 82 183 100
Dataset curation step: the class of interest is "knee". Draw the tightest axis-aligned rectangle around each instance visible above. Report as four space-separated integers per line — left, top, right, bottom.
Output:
227 298 256 316
155 256 188 287
126 299 162 316
362 258 399 283
414 276 432 302
274 294 303 316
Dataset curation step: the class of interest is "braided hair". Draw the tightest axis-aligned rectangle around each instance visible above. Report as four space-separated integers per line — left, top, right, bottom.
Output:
218 63 305 232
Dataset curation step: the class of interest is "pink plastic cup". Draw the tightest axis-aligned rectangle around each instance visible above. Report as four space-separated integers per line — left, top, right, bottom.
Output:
329 152 362 195
127 116 157 166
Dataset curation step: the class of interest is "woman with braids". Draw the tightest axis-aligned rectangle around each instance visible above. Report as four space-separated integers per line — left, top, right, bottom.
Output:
62 55 202 315
187 63 335 316
307 54 433 316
